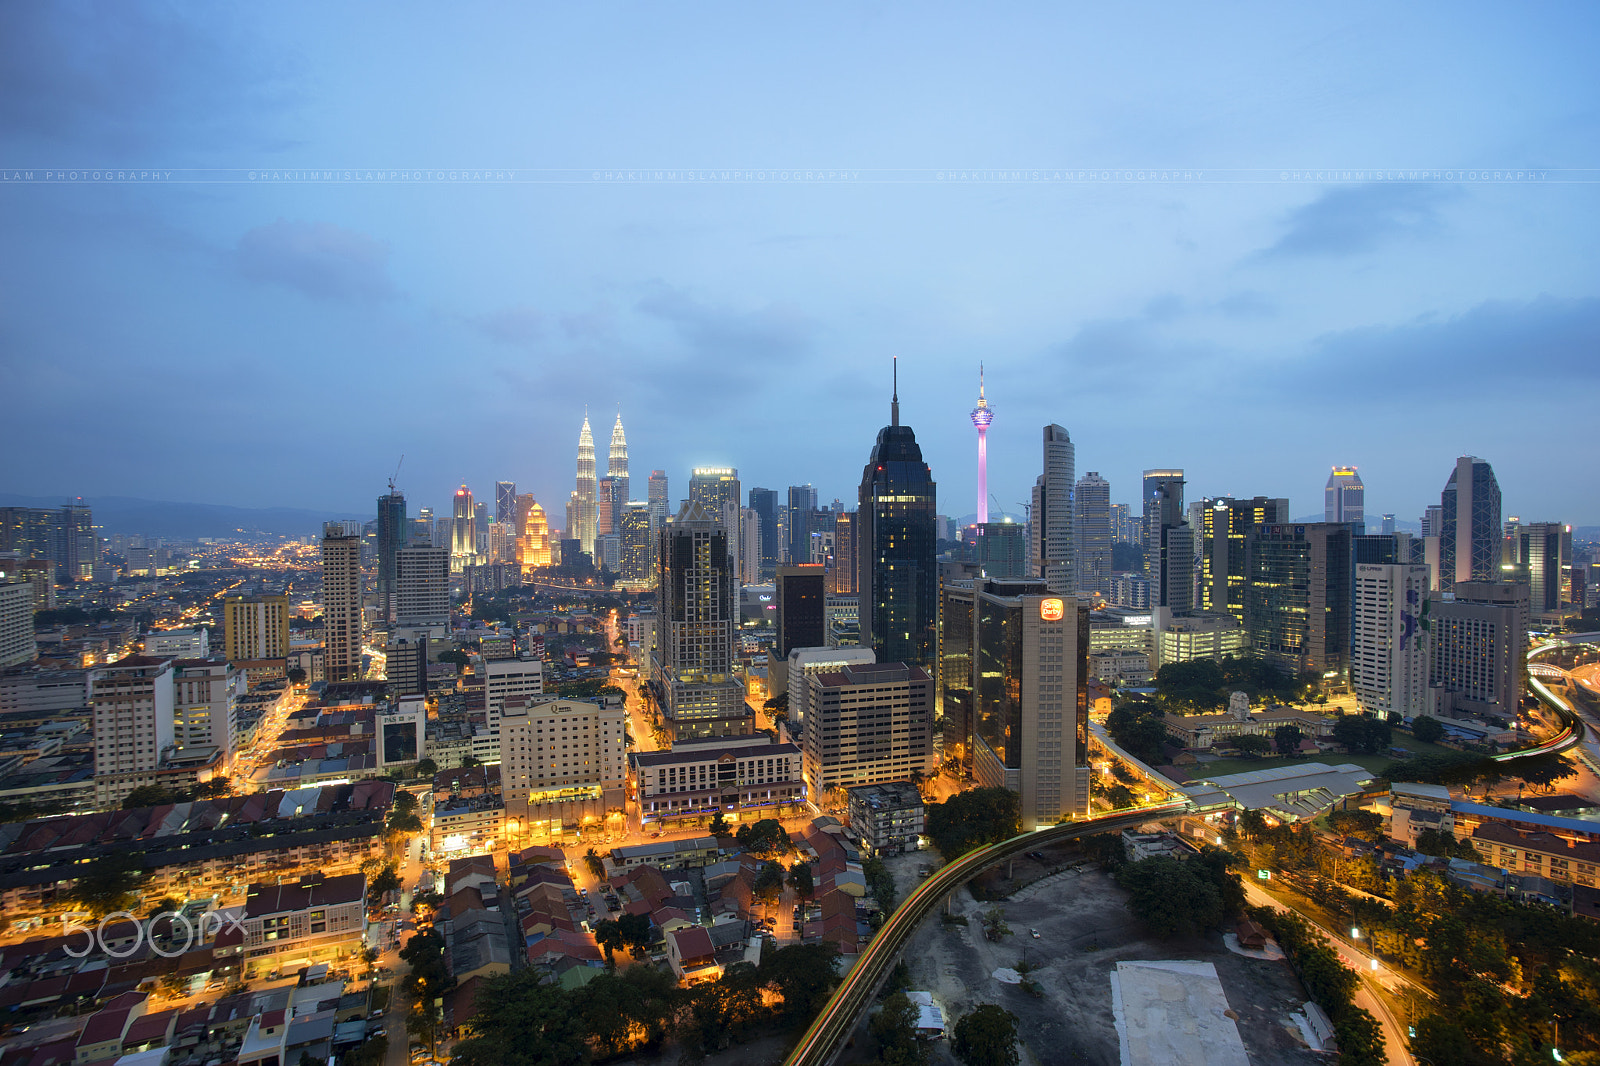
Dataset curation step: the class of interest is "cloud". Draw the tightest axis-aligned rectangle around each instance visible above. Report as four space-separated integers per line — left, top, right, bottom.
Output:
1261 183 1457 258
634 285 816 394
1298 295 1600 394
0 5 299 155
472 305 543 346
235 220 394 302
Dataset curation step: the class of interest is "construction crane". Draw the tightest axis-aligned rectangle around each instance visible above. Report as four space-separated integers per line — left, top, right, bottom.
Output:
388 455 405 494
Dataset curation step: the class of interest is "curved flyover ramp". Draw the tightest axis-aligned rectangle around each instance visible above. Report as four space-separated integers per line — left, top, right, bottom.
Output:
783 799 1190 1066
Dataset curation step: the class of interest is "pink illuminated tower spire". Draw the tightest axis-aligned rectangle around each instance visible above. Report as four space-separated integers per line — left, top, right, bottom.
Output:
970 364 993 524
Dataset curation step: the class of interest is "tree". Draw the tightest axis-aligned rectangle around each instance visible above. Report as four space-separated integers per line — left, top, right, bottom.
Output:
1326 809 1384 842
287 666 308 685
1153 659 1226 712
1332 715 1391 755
577 965 679 1059
1410 715 1445 744
391 790 419 816
1233 734 1272 759
709 810 730 836
367 863 402 904
788 861 814 898
735 818 791 855
147 895 182 919
980 907 1011 941
1106 701 1171 764
450 971 586 1066
616 911 654 955
192 778 232 799
754 860 786 903
67 852 150 917
863 856 897 916
1105 783 1135 808
952 1004 1020 1066
438 649 471 672
759 942 840 1029
593 917 626 964
584 847 605 879
414 757 438 777
1115 856 1223 939
924 787 1021 860
122 784 186 809
1274 724 1304 756
870 991 930 1066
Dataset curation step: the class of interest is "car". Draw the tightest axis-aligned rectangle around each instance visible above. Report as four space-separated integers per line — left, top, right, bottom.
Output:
1030 929 1041 939
371 1028 386 1040
370 1009 385 1019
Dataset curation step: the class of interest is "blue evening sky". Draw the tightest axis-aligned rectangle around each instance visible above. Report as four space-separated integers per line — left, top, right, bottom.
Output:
1 3 1597 525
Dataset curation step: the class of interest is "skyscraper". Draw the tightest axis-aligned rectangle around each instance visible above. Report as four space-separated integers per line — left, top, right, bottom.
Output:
1430 581 1527 722
1199 496 1291 623
786 485 813 567
973 579 1091 829
775 564 827 658
224 594 290 660
1074 472 1112 599
749 487 778 577
495 481 516 526
1244 522 1355 682
857 360 938 671
648 470 670 532
321 523 364 683
1516 522 1572 616
970 365 994 524
450 486 476 573
619 501 653 586
654 501 751 739
596 478 617 537
514 494 551 571
1381 514 1397 536
376 490 407 625
1352 563 1432 719
608 410 629 534
395 544 450 636
689 468 743 582
575 413 598 555
1325 467 1365 528
414 507 435 547
1142 469 1191 612
1029 425 1075 596
1439 456 1502 592
830 511 858 595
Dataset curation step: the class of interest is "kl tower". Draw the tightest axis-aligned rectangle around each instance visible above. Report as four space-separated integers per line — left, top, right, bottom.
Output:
970 364 994 524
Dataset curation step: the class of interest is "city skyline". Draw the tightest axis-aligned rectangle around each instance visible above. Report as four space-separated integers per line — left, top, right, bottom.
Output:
1 7 1597 523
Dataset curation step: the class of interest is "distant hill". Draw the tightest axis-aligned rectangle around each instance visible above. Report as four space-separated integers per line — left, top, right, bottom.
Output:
0 494 367 539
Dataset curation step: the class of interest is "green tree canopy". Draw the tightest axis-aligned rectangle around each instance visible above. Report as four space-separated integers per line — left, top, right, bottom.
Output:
952 1004 1020 1066
1114 851 1245 939
735 818 791 855
1409 715 1445 743
449 971 586 1066
1233 734 1272 758
1331 715 1392 755
788 861 814 898
925 787 1021 860
1274 724 1304 756
67 852 150 917
1105 702 1170 764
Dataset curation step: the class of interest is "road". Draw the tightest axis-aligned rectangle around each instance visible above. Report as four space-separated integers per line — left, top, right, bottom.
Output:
1242 880 1415 1066
782 801 1188 1066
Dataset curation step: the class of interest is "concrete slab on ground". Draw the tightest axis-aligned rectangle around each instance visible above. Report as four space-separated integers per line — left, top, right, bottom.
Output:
1110 960 1249 1066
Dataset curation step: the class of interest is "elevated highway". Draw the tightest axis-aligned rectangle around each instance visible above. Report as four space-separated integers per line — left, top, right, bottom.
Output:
782 799 1188 1066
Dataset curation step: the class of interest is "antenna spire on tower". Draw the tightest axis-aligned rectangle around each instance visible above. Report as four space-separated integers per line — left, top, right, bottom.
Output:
891 356 899 427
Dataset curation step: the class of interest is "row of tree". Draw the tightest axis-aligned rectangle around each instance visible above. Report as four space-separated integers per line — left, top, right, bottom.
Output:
1235 813 1600 1062
450 942 842 1065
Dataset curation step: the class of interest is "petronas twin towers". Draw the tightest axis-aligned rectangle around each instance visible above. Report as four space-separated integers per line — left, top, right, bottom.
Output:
571 409 628 556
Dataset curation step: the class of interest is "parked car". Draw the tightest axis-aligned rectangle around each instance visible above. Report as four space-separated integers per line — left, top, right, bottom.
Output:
1030 929 1042 939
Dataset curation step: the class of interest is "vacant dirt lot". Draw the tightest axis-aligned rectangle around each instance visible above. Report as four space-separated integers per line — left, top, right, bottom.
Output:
850 844 1323 1066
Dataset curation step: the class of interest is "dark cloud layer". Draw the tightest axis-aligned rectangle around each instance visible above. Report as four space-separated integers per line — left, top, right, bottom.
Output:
235 220 394 302
1263 183 1458 258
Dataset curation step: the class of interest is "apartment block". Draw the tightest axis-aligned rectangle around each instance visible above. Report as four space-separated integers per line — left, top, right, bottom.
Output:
804 662 934 796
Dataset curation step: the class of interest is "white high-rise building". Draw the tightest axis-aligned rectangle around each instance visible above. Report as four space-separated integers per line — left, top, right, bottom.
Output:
91 656 176 804
575 414 599 556
499 698 627 828
395 545 450 637
739 507 763 587
1030 425 1075 596
483 655 545 758
0 579 37 669
173 660 244 758
1352 564 1432 719
1325 467 1365 528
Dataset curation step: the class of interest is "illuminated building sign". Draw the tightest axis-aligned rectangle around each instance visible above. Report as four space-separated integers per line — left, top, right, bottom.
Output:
1039 598 1065 621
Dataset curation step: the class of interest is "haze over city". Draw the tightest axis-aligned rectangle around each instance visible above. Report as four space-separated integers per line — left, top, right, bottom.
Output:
2 4 1597 522
3 8 1600 1066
